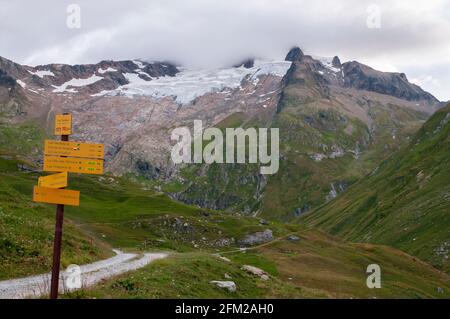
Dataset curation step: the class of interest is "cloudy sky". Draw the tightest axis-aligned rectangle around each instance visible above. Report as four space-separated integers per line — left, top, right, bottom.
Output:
0 0 449 100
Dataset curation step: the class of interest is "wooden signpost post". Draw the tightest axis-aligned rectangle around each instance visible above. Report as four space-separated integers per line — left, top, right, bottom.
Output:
32 113 104 299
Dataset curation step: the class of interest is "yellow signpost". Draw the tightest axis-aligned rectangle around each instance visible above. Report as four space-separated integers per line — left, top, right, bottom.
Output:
54 114 72 135
33 186 80 206
44 140 104 159
32 113 104 299
38 172 68 189
43 155 104 175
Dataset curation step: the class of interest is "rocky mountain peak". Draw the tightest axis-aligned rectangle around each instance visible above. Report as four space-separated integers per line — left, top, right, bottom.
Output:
399 72 408 81
233 58 255 69
342 61 439 103
285 47 304 62
332 56 341 68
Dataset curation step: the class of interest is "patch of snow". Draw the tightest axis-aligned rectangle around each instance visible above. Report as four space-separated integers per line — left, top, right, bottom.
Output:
312 55 340 73
133 60 145 69
250 60 292 79
95 60 291 104
52 75 103 93
91 90 112 97
16 80 26 88
28 70 55 78
134 69 153 78
98 67 117 74
259 90 279 97
123 72 149 85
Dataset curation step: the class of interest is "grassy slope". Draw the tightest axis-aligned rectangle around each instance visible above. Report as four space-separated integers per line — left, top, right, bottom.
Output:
68 229 449 299
2 153 449 298
0 154 275 253
64 173 279 252
0 121 112 279
255 230 449 298
0 118 286 281
0 157 111 280
261 90 427 221
1 119 448 298
302 105 450 272
161 99 424 221
65 253 325 299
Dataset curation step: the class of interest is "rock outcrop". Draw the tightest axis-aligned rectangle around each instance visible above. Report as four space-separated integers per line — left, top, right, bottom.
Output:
241 265 270 280
342 61 438 103
210 280 236 292
238 229 273 246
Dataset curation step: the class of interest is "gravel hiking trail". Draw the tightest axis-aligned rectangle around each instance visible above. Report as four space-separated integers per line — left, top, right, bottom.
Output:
0 249 167 299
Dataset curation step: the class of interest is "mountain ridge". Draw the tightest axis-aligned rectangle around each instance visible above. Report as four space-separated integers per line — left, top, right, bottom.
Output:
0 47 444 105
0 46 445 219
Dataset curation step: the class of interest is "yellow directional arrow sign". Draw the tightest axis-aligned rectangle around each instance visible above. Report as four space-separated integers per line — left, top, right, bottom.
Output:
33 186 80 206
54 114 72 135
43 155 104 175
38 172 68 189
44 140 104 159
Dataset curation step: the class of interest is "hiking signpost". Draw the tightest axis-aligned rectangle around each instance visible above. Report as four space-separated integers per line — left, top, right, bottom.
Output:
32 113 104 299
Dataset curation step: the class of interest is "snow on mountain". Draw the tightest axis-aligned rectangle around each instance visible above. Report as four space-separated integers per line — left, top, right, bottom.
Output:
132 60 146 69
28 69 55 78
98 67 117 74
52 74 103 93
251 60 292 78
312 55 340 73
16 79 26 88
94 60 292 104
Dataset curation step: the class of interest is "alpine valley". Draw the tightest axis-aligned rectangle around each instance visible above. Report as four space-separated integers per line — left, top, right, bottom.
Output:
0 46 449 298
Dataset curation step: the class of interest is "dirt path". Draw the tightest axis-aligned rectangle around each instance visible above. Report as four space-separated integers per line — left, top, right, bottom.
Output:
0 249 167 299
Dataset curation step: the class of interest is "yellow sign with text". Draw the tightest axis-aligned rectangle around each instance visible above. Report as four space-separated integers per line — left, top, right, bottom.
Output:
44 140 104 159
54 114 72 135
43 155 104 175
33 186 80 206
38 172 68 189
